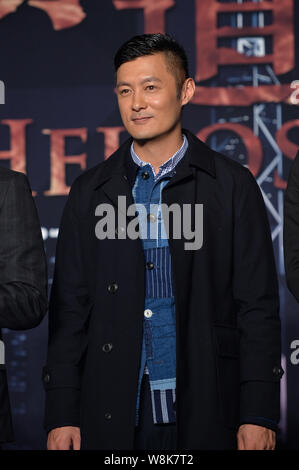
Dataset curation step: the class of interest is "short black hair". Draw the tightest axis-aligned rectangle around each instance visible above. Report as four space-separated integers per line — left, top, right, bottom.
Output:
114 33 189 97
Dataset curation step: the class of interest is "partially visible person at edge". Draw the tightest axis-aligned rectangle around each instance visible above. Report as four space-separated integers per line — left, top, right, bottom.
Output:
284 151 299 300
0 167 48 447
44 33 283 451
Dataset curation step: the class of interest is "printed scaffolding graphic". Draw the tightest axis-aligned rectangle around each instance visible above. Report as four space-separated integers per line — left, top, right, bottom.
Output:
193 0 295 440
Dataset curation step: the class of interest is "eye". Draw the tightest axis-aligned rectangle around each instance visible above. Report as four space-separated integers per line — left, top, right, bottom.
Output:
146 85 156 91
119 88 131 96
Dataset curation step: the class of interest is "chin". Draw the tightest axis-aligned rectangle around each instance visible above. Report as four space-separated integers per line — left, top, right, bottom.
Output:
132 134 154 142
129 129 161 142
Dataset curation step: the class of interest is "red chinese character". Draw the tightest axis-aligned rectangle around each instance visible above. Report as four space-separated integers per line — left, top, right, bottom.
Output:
0 0 86 30
113 0 174 34
193 0 295 105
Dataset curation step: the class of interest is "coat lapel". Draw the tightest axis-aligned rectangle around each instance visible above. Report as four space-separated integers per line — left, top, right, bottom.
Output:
90 129 217 322
92 138 139 217
162 130 217 328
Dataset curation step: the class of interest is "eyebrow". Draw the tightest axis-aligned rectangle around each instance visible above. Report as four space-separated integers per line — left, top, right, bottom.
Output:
116 76 162 88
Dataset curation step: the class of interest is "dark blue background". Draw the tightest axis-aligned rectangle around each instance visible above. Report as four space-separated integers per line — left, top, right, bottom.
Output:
0 0 298 449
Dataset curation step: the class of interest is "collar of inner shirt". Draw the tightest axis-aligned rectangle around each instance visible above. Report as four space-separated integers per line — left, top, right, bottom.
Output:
130 134 188 181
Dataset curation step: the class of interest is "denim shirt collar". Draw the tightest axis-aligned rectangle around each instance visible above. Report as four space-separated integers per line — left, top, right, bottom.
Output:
130 134 188 180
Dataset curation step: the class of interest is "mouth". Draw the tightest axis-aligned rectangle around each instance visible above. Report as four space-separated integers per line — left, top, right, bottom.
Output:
131 116 153 124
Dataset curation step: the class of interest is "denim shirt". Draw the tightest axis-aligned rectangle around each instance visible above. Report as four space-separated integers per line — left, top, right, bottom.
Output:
130 135 188 424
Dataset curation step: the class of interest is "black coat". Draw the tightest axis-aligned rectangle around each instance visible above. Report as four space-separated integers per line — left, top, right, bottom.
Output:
0 166 48 443
284 151 299 301
43 130 282 450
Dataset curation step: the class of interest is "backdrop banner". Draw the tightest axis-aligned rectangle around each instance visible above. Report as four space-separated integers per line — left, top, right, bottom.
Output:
0 0 298 450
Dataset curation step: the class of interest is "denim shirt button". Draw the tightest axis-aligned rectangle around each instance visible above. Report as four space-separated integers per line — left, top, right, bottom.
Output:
147 214 156 223
144 309 153 318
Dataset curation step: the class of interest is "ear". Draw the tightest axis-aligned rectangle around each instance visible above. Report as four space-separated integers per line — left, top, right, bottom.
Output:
181 78 195 106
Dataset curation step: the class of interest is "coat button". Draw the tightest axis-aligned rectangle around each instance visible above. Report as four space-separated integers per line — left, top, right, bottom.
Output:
146 262 154 270
108 283 118 293
105 412 112 420
272 366 283 377
116 226 126 236
102 343 113 353
141 171 150 180
44 374 50 384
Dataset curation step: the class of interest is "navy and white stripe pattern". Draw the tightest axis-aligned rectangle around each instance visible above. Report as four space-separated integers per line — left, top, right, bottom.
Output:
152 389 176 423
131 135 189 425
144 247 174 298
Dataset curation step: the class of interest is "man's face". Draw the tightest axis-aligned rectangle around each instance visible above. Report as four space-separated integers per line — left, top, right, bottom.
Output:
116 53 184 142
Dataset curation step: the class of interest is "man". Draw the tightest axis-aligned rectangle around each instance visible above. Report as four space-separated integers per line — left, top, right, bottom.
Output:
44 34 283 450
0 166 47 444
284 152 299 301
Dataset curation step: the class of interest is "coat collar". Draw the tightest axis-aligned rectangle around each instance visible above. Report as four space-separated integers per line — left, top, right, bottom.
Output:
92 128 216 190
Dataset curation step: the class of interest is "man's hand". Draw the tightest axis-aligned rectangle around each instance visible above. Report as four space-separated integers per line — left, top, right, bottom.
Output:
47 426 81 450
237 424 275 450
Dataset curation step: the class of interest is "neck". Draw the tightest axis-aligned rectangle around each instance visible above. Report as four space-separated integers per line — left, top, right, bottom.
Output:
133 126 183 174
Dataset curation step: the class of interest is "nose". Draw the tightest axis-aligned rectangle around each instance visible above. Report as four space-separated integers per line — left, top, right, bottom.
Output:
131 90 147 112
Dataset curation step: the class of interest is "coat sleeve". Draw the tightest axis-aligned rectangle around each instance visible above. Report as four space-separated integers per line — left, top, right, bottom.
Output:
233 168 283 429
43 180 92 431
284 151 299 302
0 172 48 330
